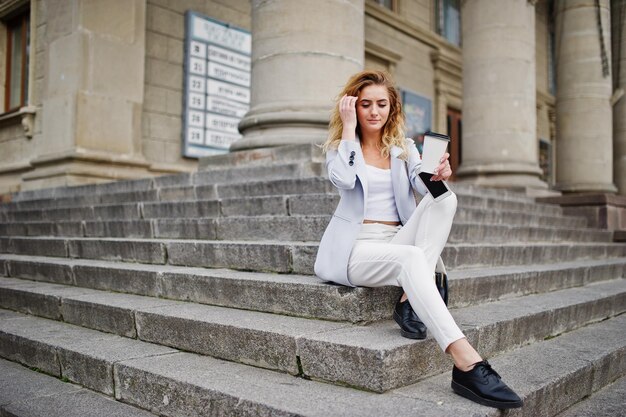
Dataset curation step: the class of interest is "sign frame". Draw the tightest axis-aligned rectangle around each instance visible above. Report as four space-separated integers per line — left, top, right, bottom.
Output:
182 11 251 158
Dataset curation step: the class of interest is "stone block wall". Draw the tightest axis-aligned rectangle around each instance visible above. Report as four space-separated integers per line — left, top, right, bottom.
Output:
141 0 250 172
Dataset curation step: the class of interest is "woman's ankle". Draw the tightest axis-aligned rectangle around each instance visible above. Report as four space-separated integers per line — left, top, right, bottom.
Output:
446 338 482 371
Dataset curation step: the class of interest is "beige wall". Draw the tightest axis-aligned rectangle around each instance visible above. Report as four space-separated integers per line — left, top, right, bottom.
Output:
0 0 593 195
0 0 44 193
363 0 457 137
142 0 250 172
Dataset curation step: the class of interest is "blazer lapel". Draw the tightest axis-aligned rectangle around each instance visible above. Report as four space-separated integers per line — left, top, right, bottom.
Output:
390 145 412 224
354 137 368 200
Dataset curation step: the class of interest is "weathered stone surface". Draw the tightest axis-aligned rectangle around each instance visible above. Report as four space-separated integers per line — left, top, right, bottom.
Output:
2 388 159 417
219 195 288 217
156 185 196 201
83 220 153 238
194 162 323 187
196 143 323 171
142 200 219 219
61 293 179 338
152 218 217 239
0 279 98 321
394 314 626 417
5 258 74 285
297 321 450 392
99 189 159 205
114 351 458 417
0 357 157 416
287 194 338 216
0 313 67 377
0 358 81 407
152 172 192 188
159 268 400 322
73 263 161 296
449 259 626 308
68 239 166 264
448 223 611 244
135 302 345 374
291 243 318 274
216 216 329 241
92 204 142 221
0 312 178 396
216 177 332 198
0 223 27 236
557 375 626 416
166 240 292 272
3 238 68 258
192 184 217 200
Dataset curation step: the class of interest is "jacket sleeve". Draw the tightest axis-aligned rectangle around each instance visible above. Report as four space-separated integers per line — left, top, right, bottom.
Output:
406 138 429 196
326 140 360 190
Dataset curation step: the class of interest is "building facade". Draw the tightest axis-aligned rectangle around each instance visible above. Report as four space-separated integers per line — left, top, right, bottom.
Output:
0 0 623 198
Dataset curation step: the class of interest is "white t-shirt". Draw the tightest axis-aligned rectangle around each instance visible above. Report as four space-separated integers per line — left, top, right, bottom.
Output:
364 164 400 222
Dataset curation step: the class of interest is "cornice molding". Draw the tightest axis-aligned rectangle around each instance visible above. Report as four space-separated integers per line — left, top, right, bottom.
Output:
365 2 458 52
365 40 403 64
0 0 28 20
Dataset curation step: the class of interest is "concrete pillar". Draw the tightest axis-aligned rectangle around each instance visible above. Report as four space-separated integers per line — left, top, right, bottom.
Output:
457 0 546 189
555 0 617 193
613 0 626 195
230 0 364 151
40 0 146 160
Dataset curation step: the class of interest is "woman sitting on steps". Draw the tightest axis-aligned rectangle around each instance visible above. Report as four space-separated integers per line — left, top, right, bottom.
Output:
314 70 523 410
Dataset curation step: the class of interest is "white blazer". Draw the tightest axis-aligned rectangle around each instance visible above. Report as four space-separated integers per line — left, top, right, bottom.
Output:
314 137 432 287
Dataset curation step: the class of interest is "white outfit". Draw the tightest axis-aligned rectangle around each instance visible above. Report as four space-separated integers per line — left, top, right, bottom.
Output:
314 138 465 352
364 165 400 222
348 192 465 351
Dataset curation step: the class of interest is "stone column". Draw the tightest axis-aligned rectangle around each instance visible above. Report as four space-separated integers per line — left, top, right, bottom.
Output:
457 0 546 189
35 0 147 176
613 0 626 195
555 0 617 193
230 0 364 151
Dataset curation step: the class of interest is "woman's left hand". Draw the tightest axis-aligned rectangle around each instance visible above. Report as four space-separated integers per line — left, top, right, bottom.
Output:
431 153 452 181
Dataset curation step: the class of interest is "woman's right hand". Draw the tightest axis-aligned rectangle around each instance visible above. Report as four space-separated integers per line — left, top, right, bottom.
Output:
339 94 358 131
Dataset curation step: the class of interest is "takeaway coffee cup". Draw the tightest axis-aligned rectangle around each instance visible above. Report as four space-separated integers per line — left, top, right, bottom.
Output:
420 132 450 174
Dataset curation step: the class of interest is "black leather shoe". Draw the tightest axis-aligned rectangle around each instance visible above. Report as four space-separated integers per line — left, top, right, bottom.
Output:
451 360 523 409
393 297 427 339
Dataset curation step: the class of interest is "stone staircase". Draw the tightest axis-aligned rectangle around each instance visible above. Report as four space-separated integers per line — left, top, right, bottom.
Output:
0 143 624 416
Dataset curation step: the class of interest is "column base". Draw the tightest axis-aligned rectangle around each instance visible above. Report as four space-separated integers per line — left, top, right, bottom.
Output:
554 182 618 194
231 107 330 151
456 161 548 191
536 193 626 231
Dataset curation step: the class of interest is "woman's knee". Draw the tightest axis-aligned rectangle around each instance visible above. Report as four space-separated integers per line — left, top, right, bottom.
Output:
396 246 427 271
438 191 457 213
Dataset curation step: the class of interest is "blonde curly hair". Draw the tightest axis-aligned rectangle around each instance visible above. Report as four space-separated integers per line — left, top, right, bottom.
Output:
322 70 408 160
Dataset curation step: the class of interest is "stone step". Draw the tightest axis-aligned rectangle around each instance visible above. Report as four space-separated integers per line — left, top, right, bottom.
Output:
0 276 623 392
391 314 626 417
5 172 544 209
2 186 566 226
0 307 624 416
7 160 324 203
289 192 566 218
0 216 608 243
196 142 325 171
1 254 624 322
0 358 158 417
0 278 626 392
0 198 573 235
555 374 626 417
1 236 625 273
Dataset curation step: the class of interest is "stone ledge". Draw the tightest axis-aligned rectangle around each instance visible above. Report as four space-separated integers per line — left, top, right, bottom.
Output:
537 193 626 207
537 193 626 230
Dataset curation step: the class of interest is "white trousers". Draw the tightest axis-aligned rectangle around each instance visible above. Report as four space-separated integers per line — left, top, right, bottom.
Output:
348 192 465 351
